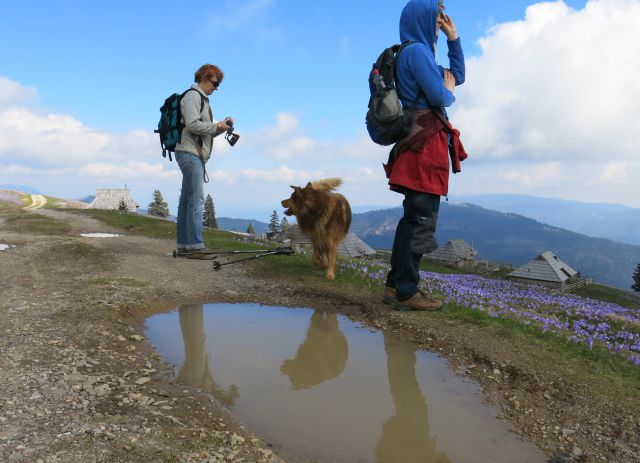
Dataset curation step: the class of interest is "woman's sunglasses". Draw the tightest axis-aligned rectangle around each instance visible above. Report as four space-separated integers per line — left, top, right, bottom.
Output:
209 79 220 88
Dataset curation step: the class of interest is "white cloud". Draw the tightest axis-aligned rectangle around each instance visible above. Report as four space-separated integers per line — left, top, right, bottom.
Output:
451 0 640 164
248 112 317 160
2 164 34 175
241 166 323 184
205 0 284 43
0 79 159 166
0 77 38 106
0 108 114 163
77 161 178 181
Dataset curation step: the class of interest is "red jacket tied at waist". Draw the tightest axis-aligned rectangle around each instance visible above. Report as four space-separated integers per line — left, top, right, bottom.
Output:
383 110 468 196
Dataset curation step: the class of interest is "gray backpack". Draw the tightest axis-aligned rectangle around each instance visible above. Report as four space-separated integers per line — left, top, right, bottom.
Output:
365 41 416 146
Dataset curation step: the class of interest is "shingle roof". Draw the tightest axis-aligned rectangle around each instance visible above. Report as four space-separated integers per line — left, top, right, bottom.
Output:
337 232 377 258
89 189 139 211
426 239 477 264
508 251 578 283
280 225 376 258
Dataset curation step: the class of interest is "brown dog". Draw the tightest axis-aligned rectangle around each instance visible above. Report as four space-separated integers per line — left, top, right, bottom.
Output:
281 178 352 280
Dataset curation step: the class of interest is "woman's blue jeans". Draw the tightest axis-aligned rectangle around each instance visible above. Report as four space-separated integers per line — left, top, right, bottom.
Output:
176 151 205 250
386 190 440 301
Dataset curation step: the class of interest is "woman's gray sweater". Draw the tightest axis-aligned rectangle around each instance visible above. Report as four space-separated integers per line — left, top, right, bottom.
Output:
175 84 225 162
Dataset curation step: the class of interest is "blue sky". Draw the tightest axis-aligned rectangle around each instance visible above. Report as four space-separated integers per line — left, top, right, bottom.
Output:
2 0 639 220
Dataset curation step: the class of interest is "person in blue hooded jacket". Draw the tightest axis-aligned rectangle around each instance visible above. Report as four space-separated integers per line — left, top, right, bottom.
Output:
383 0 466 311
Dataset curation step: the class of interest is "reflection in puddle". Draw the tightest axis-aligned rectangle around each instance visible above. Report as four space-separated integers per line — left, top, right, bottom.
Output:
80 233 122 238
280 311 348 390
146 304 544 463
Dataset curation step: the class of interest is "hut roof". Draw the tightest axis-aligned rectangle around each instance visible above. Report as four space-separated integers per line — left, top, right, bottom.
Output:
508 251 578 284
426 239 477 264
89 189 139 211
280 225 376 258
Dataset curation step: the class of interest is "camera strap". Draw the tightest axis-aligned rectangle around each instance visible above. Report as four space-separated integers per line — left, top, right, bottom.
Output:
194 138 209 184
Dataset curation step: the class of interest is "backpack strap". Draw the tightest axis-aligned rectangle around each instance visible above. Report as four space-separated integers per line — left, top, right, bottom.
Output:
181 88 206 113
393 41 423 110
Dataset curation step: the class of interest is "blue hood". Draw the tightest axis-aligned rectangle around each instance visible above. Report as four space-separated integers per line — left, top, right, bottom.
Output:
399 0 439 49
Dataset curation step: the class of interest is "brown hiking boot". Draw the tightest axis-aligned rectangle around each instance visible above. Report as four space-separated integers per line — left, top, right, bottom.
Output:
394 291 443 312
382 287 397 304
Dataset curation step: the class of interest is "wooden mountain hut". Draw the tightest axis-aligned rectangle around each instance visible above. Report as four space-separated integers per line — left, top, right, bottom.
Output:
279 225 376 258
425 239 478 268
89 188 139 212
507 251 579 288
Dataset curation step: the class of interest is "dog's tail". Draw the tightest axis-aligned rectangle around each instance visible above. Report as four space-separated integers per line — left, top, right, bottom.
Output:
311 178 343 191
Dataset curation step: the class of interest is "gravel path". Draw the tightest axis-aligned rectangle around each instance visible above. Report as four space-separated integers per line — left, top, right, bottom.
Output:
0 209 289 463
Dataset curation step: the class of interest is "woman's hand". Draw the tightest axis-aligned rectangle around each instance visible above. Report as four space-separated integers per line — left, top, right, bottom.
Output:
440 14 458 41
443 70 456 92
218 117 234 131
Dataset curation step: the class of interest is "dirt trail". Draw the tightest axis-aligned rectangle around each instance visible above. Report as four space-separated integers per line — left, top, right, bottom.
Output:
0 208 638 463
22 194 47 210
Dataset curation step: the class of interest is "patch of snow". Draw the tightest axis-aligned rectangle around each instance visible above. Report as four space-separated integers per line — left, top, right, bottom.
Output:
0 244 9 251
80 233 122 238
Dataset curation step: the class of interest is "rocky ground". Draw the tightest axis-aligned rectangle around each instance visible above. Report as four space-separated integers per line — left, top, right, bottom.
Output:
1 206 639 463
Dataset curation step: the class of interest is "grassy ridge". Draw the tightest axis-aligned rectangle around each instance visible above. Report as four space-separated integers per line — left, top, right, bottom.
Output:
76 209 264 252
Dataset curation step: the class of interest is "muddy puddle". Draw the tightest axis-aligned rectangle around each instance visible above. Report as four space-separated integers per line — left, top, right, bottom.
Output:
146 303 545 463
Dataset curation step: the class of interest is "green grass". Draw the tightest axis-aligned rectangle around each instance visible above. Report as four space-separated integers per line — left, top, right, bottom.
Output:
573 283 640 309
432 303 640 405
252 253 385 294
419 260 466 274
3 212 72 235
74 210 265 252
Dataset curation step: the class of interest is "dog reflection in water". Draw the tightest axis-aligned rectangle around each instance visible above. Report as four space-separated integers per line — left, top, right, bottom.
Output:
281 178 352 280
280 310 348 390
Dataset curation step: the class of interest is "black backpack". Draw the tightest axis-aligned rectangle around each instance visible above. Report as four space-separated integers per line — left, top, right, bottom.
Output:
154 89 204 161
366 41 416 146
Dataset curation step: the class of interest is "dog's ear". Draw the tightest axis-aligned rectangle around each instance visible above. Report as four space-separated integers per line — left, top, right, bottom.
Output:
305 182 312 189
290 185 299 190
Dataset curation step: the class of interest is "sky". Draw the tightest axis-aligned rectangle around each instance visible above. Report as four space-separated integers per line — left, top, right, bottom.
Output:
1 0 639 221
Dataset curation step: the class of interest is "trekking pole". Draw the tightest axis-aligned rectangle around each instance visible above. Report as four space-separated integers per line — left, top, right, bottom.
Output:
173 248 277 258
212 247 295 271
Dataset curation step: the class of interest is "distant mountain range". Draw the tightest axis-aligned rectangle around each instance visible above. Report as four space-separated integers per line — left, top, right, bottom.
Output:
455 194 640 246
0 184 41 195
217 217 269 235
350 202 640 290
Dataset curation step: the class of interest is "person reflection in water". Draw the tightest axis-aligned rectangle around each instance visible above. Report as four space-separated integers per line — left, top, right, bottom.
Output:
280 310 348 390
178 303 238 405
375 332 451 463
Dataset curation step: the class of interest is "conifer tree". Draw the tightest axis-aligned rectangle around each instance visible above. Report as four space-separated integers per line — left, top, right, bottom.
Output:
280 216 289 230
632 263 640 292
203 194 218 228
246 223 255 235
117 199 128 212
147 190 169 217
269 210 280 233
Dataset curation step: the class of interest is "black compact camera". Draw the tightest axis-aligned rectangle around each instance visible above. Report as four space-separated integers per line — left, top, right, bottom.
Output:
224 119 240 147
